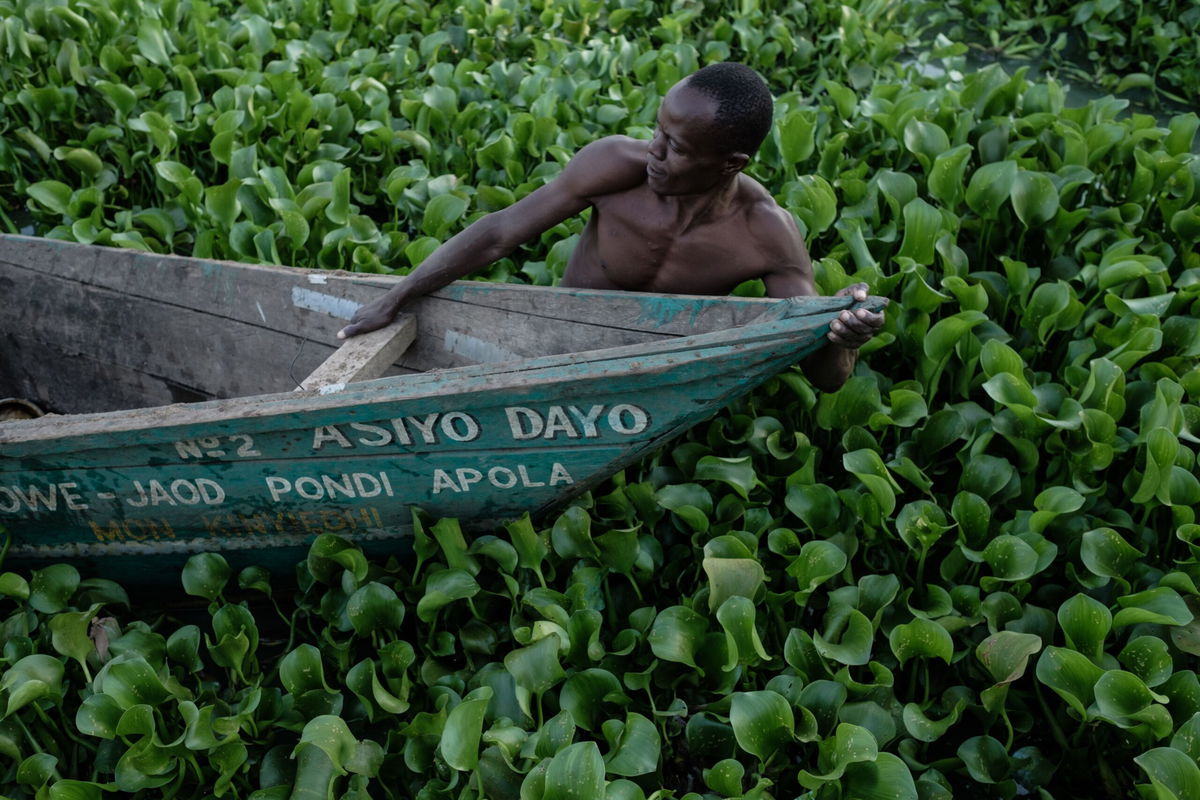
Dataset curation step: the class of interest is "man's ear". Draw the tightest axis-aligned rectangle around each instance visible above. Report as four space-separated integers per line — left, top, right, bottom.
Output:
721 152 750 175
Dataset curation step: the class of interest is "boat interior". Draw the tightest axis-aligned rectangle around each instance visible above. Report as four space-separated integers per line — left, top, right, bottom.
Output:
0 236 779 416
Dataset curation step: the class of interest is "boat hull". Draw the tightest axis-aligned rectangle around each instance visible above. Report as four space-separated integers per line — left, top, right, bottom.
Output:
0 236 884 578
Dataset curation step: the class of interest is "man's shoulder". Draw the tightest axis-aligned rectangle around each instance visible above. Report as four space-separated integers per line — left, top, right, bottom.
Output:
736 179 803 254
563 136 648 199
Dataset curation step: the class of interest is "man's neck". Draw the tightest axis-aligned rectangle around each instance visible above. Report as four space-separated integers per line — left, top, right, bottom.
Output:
656 175 742 232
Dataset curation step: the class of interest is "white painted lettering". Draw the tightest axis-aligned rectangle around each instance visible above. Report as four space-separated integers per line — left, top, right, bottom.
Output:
550 463 574 486
441 412 480 442
432 469 459 494
351 472 384 498
0 487 17 513
570 405 604 438
608 404 650 435
175 440 205 459
266 476 291 502
323 473 355 499
196 479 225 505
543 406 579 439
350 422 391 447
295 477 324 499
408 413 440 444
517 465 545 488
60 483 88 511
171 479 201 505
389 418 413 445
488 466 517 489
506 406 543 440
313 425 353 450
456 468 484 490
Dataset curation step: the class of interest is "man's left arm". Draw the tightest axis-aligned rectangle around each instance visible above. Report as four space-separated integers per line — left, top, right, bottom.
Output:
755 208 884 392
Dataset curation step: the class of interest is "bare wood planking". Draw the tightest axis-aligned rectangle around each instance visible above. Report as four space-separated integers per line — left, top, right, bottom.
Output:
297 315 417 392
0 269 337 410
1 236 774 342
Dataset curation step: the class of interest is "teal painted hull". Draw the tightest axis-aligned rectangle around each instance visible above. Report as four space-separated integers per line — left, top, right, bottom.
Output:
0 236 884 579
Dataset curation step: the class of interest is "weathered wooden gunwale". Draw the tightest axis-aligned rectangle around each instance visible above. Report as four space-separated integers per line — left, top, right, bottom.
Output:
0 235 885 579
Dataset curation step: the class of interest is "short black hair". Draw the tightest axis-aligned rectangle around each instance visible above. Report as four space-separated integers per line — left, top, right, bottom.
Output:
684 63 773 156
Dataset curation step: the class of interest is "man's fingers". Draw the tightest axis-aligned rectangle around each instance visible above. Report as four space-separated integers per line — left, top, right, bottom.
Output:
829 307 883 348
338 321 364 340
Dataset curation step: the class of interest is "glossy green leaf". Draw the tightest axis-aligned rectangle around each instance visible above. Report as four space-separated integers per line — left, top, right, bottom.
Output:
928 144 973 208
181 553 230 602
1115 587 1194 628
543 742 605 800
1035 646 1104 718
716 595 770 668
1135 747 1200 800
602 713 660 776
29 563 79 613
966 160 1018 219
889 617 953 665
958 735 1010 783
648 606 708 671
440 686 493 771
730 690 794 761
1011 170 1059 227
1056 594 1111 662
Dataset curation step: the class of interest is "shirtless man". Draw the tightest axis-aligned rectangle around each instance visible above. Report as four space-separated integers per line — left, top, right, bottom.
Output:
339 63 883 391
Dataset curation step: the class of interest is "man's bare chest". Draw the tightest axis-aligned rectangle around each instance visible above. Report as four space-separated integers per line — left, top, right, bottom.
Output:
585 197 758 293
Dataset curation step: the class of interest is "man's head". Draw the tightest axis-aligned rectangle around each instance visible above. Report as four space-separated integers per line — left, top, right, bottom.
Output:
646 63 773 196
684 62 774 157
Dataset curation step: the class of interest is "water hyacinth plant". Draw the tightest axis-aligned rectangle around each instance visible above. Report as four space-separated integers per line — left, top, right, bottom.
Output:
2 0 1200 798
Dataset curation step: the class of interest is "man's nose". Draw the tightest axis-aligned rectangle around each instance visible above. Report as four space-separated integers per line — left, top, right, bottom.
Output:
648 131 665 160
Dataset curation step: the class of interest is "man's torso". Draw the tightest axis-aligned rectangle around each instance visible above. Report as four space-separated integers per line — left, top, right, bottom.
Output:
561 162 791 295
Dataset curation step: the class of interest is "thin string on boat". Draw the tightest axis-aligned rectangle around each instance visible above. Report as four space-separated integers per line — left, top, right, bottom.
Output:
289 334 309 390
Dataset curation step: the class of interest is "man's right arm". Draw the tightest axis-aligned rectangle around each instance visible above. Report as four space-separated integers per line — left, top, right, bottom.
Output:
338 136 647 339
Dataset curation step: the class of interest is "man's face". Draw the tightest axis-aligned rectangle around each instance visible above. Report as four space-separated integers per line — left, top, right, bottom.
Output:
646 82 743 196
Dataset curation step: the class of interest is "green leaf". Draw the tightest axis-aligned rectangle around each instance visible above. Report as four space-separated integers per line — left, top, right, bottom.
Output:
813 609 874 666
294 715 356 776
423 193 468 239
602 713 660 777
440 686 493 771
505 634 565 698
1114 587 1194 628
2 655 64 716
704 556 765 611
730 690 794 761
958 735 1010 783
1135 747 1200 800
29 563 79 613
27 180 72 214
928 144 973 208
0 572 29 599
896 197 943 265
716 595 770 668
786 539 847 602
1080 527 1143 578
544 742 605 800
842 449 900 517
966 160 1018 219
181 553 230 602
1011 170 1059 227
841 752 918 800
648 606 708 671
347 582 404 636
889 617 953 665
1036 646 1104 718
694 455 757 499
904 120 950 164
1056 594 1111 661
49 604 102 675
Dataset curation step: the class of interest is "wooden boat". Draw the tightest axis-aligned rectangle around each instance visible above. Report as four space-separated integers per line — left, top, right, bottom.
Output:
0 234 885 579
